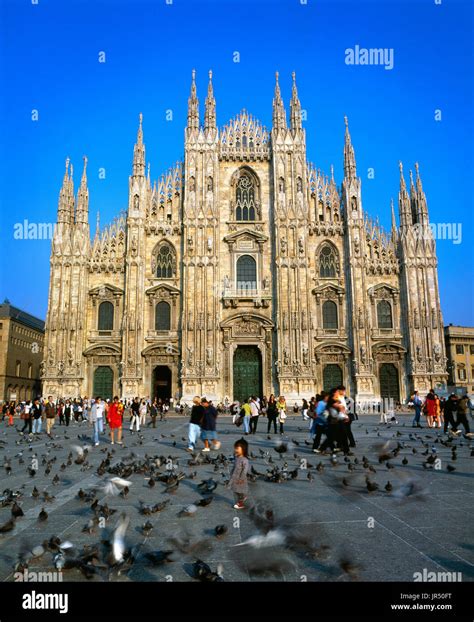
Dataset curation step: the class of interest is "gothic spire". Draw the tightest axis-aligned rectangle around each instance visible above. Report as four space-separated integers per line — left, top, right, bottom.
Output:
57 157 75 225
75 156 89 225
398 161 411 229
290 71 302 132
187 69 199 131
343 116 357 179
390 197 397 239
132 113 146 177
272 71 287 130
414 162 429 224
204 69 216 131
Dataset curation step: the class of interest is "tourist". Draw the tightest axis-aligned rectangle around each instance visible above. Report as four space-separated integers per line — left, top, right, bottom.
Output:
249 396 260 434
412 390 423 428
89 396 105 446
31 398 42 434
312 391 329 452
266 394 278 434
139 400 147 426
423 390 437 428
241 399 252 435
443 394 459 435
20 400 33 435
149 398 158 428
301 398 309 420
107 396 123 445
228 437 249 510
200 397 221 452
64 399 72 427
130 397 140 433
187 396 204 452
456 394 474 437
338 385 355 447
44 396 56 436
58 401 65 425
319 388 350 455
277 396 287 434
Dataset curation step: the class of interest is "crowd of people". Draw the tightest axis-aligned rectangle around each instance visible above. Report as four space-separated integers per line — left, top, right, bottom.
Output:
411 389 473 436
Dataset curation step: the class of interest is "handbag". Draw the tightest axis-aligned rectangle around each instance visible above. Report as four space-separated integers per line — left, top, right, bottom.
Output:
235 416 244 427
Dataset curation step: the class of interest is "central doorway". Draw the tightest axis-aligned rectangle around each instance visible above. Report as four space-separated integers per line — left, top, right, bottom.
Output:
152 366 172 401
323 364 343 392
379 363 400 401
233 345 262 403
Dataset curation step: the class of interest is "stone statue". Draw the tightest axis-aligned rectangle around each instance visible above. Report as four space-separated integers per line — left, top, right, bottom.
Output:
206 346 213 366
433 343 441 362
223 274 230 290
187 346 194 366
302 345 309 365
283 348 289 365
280 237 287 256
416 345 422 362
360 345 367 365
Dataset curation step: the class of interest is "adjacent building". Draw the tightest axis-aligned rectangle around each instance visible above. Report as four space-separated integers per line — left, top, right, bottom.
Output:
0 300 45 401
444 325 474 393
41 71 448 403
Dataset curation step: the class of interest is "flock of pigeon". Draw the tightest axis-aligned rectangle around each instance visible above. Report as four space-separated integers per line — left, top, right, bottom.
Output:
0 418 472 581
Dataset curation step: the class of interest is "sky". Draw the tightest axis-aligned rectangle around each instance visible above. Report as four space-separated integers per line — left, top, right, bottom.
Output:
0 0 473 325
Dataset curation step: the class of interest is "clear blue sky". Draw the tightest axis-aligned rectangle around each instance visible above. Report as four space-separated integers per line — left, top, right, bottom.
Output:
0 0 473 325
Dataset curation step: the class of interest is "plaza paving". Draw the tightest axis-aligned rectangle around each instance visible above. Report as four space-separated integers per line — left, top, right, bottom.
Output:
0 412 472 582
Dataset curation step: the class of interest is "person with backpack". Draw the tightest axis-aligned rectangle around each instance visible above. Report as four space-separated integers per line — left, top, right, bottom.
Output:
20 400 33 435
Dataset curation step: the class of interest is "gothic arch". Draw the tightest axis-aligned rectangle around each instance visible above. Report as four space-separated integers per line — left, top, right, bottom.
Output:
315 240 340 278
230 166 261 221
151 241 177 279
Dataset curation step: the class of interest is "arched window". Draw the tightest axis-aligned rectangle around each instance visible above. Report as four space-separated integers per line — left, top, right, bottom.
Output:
155 301 171 331
98 301 114 331
322 300 338 329
236 255 257 289
319 245 338 278
236 174 256 221
155 244 176 279
377 300 393 328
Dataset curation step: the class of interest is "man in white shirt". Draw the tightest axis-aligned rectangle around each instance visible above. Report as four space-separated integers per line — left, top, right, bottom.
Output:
249 396 260 434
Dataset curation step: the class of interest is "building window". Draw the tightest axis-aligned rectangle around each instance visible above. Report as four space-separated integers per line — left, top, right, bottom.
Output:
98 301 114 331
16 361 21 376
236 255 257 288
27 363 32 379
456 344 464 355
155 301 171 331
155 243 176 279
458 367 466 381
322 300 338 329
319 245 338 278
235 174 256 221
470 345 474 355
471 365 474 378
377 300 393 329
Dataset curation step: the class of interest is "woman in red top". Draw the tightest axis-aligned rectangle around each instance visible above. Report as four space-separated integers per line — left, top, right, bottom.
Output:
424 390 437 428
107 396 123 445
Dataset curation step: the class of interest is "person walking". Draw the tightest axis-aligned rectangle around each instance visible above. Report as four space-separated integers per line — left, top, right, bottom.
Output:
456 394 474 437
423 390 437 428
338 385 355 448
20 400 33 435
31 398 42 434
89 396 105 446
241 399 252 435
312 391 329 452
443 394 459 434
149 399 158 428
200 397 221 451
412 390 423 428
44 396 56 436
228 438 249 510
139 400 147 427
277 396 287 435
64 400 72 427
130 397 140 434
301 398 309 421
107 396 123 445
187 396 204 452
249 396 260 434
58 401 65 426
266 394 278 434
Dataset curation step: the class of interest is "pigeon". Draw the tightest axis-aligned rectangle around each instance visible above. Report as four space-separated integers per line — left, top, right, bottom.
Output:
142 521 154 536
178 504 198 518
402 457 408 466
11 502 24 518
365 478 378 492
38 508 48 521
384 481 393 492
215 525 228 538
102 477 132 497
0 517 15 533
274 442 288 455
144 550 174 566
148 477 156 488
197 496 213 507
447 464 456 472
192 559 224 582
111 513 130 564
31 486 39 498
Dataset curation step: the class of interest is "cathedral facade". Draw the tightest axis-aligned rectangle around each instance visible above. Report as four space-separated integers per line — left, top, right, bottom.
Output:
42 71 448 404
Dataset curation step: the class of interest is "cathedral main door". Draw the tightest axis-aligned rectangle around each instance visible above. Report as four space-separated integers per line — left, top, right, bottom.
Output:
379 363 400 401
323 364 343 392
152 366 172 401
233 346 262 403
93 366 114 400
